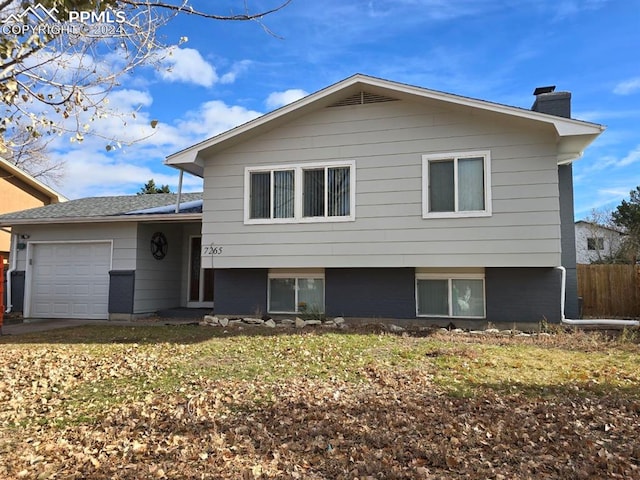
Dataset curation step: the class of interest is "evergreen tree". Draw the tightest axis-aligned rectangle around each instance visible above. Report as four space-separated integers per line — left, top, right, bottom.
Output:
137 179 171 195
612 186 640 263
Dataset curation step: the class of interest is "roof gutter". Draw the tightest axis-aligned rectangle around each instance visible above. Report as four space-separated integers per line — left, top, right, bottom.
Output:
0 212 202 227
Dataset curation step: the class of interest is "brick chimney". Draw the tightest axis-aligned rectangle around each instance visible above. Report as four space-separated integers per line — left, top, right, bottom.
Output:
531 85 571 118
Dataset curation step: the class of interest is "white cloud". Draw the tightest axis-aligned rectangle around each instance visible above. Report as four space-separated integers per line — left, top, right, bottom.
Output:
617 145 640 167
176 100 263 138
157 47 218 87
49 93 263 198
53 149 202 199
219 60 252 84
573 109 640 122
265 89 309 109
613 77 640 95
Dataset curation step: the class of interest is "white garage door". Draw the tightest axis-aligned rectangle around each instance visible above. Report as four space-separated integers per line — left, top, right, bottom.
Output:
29 242 111 319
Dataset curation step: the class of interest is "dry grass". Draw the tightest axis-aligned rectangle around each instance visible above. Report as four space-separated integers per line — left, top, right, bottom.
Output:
1 324 639 479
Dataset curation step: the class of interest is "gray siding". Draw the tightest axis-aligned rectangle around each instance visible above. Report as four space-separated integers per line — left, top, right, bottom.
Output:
134 223 184 313
13 223 137 272
325 268 416 318
213 268 268 316
201 100 562 269
485 267 562 323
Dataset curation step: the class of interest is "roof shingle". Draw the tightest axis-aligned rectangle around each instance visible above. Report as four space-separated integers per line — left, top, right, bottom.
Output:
0 193 202 222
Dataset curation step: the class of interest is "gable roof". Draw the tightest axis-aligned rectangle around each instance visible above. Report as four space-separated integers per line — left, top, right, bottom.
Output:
165 73 605 177
0 192 202 226
575 220 625 235
0 156 68 203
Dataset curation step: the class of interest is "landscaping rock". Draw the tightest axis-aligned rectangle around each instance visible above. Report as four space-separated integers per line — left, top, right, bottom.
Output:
281 319 295 325
203 315 219 325
295 317 307 329
305 320 322 326
219 317 229 327
389 324 406 333
265 319 276 328
333 317 345 325
243 318 264 325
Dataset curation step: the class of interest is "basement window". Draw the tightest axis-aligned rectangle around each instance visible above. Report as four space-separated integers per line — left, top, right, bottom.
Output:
416 273 486 318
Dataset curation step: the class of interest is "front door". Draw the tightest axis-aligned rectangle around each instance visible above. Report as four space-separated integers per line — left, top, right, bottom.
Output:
187 236 214 308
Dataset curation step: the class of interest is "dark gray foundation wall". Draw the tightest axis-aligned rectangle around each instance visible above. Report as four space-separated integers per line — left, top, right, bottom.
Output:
9 270 25 312
108 270 135 314
210 267 565 324
325 267 416 318
213 268 268 316
558 164 579 319
485 267 562 323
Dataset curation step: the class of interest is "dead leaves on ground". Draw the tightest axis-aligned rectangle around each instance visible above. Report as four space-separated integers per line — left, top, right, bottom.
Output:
0 331 639 479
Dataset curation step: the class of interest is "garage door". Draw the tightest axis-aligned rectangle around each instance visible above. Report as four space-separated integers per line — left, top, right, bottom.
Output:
29 242 111 319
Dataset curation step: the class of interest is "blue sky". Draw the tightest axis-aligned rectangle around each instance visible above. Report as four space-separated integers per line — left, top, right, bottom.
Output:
46 0 640 220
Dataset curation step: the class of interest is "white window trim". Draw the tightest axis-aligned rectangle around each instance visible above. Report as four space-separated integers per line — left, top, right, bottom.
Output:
415 272 486 319
421 150 492 219
267 271 326 314
244 160 356 224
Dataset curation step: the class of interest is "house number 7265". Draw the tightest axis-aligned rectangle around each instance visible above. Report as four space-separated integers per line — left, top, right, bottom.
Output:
203 245 223 255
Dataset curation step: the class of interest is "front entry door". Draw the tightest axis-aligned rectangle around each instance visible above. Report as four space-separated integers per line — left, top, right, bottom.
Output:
188 237 214 307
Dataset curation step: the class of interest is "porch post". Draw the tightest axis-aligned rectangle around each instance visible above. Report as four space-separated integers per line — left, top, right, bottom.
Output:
175 169 184 213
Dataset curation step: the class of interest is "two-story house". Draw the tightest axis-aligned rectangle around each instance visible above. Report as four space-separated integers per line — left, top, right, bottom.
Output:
166 75 603 324
0 75 603 325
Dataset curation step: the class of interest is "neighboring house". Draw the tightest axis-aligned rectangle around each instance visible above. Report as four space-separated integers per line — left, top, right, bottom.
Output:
575 220 624 264
0 157 67 264
0 75 604 324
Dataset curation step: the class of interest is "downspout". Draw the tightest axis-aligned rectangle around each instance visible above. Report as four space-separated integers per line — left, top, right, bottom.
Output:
4 233 17 313
175 169 184 214
556 266 639 327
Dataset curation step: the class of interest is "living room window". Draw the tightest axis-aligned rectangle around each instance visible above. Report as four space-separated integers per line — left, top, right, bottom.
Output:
422 151 491 218
249 169 295 219
416 273 485 318
245 161 355 224
268 272 325 314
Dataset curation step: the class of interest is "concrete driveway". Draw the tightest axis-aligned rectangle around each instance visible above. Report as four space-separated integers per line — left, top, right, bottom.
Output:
1 318 199 335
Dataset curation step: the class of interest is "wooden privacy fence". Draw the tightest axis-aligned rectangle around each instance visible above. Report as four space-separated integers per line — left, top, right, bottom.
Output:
577 264 640 318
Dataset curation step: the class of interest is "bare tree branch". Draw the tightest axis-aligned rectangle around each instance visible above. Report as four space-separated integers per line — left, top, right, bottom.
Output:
0 0 292 179
118 0 292 21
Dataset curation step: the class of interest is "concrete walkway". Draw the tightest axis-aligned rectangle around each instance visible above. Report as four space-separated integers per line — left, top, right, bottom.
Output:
0 317 200 336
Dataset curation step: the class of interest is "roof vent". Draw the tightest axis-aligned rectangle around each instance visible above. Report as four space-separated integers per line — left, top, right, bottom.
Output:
328 91 398 107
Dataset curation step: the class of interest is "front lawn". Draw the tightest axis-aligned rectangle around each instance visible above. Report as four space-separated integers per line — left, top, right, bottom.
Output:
1 325 639 479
